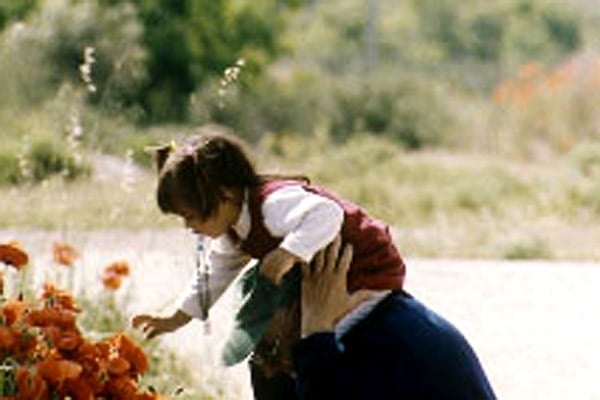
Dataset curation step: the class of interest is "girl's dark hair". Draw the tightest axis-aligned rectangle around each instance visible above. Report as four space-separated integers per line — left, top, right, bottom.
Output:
154 125 261 219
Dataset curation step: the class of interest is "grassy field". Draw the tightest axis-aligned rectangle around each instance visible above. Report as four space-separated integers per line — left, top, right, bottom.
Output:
2 134 599 261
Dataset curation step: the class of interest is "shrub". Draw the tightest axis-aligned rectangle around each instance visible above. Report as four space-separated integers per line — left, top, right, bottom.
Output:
570 141 600 177
0 0 146 111
0 148 21 185
0 136 91 185
328 73 457 149
190 66 326 142
501 232 553 260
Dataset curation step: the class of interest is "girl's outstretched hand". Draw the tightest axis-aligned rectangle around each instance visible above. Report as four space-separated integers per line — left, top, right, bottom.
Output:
300 236 376 338
131 310 191 339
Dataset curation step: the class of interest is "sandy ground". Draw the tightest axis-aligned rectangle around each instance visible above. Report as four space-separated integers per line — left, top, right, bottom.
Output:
2 229 599 399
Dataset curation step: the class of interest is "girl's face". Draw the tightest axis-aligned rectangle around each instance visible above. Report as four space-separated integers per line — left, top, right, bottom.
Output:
176 190 241 238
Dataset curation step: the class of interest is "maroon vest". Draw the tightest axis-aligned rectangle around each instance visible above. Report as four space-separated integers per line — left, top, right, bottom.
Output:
239 180 405 292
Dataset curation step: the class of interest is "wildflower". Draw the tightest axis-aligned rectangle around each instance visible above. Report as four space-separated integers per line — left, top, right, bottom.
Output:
79 45 97 93
102 271 122 291
101 260 131 291
26 307 77 329
41 282 81 312
110 333 149 377
36 359 83 384
0 325 17 350
0 241 29 270
105 260 130 277
2 299 27 326
107 356 131 376
53 242 80 267
15 366 49 400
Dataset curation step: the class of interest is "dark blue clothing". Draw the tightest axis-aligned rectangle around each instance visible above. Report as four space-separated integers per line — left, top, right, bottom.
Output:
292 292 496 400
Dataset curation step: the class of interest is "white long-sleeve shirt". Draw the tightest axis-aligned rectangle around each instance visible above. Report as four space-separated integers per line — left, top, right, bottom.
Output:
177 184 344 319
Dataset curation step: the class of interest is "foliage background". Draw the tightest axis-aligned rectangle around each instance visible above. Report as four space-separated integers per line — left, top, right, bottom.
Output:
1 0 600 398
1 0 599 261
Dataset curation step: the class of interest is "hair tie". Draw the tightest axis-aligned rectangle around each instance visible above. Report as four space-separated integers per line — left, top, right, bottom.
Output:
181 143 195 156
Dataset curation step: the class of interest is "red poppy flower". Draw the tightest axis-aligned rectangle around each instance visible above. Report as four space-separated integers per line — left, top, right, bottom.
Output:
26 307 77 329
41 283 81 312
15 366 48 400
105 260 130 277
2 300 27 326
101 271 122 291
0 241 29 270
64 377 94 400
107 356 131 376
0 326 17 351
56 328 83 352
53 242 80 267
111 333 149 377
37 359 83 384
104 375 138 398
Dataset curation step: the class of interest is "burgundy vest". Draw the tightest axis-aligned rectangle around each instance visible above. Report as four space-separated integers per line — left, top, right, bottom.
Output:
238 180 405 292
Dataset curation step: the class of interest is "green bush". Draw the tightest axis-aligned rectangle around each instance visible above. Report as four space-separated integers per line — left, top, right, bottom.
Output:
190 67 326 142
0 151 20 185
0 0 146 111
570 141 600 178
28 139 86 181
0 0 38 30
501 232 553 260
0 136 92 184
328 73 456 149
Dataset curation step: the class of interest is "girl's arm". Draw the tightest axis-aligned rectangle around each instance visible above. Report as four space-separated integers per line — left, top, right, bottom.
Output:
177 235 251 319
262 185 344 277
133 236 250 339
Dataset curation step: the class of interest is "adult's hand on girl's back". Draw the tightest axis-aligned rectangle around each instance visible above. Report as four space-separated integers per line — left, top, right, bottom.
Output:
300 236 375 338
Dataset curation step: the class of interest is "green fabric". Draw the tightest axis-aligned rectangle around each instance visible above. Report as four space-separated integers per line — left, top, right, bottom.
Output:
221 263 301 366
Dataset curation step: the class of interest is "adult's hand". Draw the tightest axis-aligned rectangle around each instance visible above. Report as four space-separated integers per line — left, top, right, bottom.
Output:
300 236 376 338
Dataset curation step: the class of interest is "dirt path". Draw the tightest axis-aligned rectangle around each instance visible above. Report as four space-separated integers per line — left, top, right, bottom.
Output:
2 229 599 399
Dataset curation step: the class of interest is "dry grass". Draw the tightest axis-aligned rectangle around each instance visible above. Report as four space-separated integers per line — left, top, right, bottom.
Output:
2 142 600 261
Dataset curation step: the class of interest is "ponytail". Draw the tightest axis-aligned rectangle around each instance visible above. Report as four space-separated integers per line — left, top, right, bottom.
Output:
144 141 175 173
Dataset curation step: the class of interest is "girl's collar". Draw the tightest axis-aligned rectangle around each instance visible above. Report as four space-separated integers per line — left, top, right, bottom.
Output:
231 189 250 240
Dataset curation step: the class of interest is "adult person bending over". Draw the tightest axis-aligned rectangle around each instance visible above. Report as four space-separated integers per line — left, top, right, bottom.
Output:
296 236 496 400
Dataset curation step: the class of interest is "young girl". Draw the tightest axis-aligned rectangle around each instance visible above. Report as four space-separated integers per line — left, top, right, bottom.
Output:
132 125 406 397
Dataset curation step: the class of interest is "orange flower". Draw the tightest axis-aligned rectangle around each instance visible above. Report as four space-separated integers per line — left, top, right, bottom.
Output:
64 378 94 400
0 326 17 351
0 241 29 270
136 392 171 400
107 356 131 376
111 333 149 377
104 375 138 398
105 260 130 277
2 300 27 326
102 271 122 291
41 283 81 312
26 307 77 329
37 359 83 384
53 242 80 266
15 366 48 400
43 327 83 352
101 260 131 291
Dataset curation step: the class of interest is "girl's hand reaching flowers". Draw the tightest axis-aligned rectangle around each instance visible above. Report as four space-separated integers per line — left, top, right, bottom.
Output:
131 310 192 339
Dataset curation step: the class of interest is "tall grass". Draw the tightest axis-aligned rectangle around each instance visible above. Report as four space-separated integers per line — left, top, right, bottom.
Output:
260 134 600 260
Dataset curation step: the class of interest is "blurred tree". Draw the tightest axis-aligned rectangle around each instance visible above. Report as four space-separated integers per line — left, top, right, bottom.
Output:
0 0 38 29
100 0 301 122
